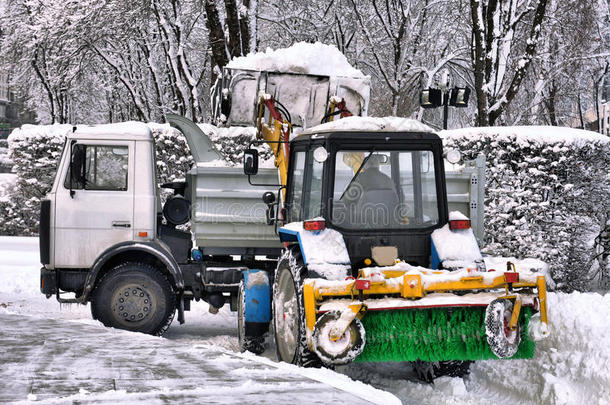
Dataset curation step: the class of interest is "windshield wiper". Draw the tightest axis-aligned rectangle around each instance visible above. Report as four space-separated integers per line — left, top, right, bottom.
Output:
339 150 375 200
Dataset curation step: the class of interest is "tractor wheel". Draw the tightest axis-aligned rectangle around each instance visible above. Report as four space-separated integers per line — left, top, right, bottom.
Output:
90 262 176 336
272 248 321 367
485 298 520 358
312 310 365 365
237 280 266 354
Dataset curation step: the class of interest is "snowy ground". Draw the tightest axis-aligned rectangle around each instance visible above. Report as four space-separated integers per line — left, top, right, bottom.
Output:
1 237 609 405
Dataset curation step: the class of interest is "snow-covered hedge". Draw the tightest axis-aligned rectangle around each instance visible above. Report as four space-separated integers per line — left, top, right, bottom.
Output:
442 126 610 291
1 124 70 235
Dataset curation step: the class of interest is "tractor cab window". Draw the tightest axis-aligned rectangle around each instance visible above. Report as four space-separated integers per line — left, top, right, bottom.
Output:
288 149 324 222
332 150 438 229
64 144 129 191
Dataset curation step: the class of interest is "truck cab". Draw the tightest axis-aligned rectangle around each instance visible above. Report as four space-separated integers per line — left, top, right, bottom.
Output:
40 123 191 334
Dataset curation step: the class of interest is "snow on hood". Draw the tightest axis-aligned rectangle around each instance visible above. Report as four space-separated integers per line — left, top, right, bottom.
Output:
227 41 366 78
440 125 609 145
304 116 435 134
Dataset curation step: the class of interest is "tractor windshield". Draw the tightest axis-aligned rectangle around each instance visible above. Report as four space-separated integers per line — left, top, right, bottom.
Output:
332 150 439 229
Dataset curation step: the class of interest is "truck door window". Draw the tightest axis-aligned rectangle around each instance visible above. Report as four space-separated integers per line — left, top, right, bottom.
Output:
64 145 129 191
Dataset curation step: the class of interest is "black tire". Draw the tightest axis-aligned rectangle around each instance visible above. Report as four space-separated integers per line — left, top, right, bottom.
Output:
412 360 472 383
272 248 321 367
237 280 266 354
90 262 176 336
485 298 520 358
312 310 365 365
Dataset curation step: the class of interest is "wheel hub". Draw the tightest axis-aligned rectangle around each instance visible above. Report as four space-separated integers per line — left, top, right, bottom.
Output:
114 285 152 323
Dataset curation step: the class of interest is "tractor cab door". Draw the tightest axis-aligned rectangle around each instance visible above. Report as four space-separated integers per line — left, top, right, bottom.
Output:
284 145 326 224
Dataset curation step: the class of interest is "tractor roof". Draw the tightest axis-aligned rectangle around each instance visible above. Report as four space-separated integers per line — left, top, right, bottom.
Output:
296 116 439 142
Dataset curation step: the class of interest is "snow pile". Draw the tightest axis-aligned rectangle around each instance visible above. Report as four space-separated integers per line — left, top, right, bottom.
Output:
0 139 12 170
467 292 610 405
431 211 482 268
442 125 609 145
198 123 275 168
227 41 365 78
306 116 434 134
441 125 610 290
0 173 16 200
282 221 351 280
1 124 70 235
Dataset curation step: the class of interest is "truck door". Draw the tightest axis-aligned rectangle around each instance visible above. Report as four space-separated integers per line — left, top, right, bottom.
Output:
54 140 135 268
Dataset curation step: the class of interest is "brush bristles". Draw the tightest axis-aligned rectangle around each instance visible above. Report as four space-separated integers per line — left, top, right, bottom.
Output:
356 307 536 362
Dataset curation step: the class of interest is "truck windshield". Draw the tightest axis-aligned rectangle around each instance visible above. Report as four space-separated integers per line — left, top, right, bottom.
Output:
332 150 439 229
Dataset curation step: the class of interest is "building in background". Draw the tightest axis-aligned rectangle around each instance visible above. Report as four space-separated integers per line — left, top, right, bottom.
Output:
601 72 610 137
0 70 36 139
0 71 10 138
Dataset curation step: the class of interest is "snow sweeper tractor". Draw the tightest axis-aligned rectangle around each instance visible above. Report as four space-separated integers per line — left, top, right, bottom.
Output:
236 99 550 376
38 63 549 380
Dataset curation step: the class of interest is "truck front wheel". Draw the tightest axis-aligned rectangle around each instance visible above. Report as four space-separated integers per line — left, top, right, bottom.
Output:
90 262 176 336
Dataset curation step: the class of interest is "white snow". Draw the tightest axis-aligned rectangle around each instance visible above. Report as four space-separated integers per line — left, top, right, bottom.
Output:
0 172 16 200
318 292 537 313
246 270 269 288
0 237 609 404
0 236 398 404
431 215 482 266
74 121 152 138
305 116 435 134
282 221 351 280
227 41 365 78
449 210 469 221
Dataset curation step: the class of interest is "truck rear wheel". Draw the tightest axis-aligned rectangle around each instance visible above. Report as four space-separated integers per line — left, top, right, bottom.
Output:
90 262 176 336
272 249 321 367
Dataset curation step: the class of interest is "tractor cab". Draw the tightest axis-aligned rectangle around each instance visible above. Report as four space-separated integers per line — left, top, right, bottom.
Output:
278 117 448 269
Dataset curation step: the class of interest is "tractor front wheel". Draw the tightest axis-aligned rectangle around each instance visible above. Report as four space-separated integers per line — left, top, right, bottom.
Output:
485 298 520 358
272 249 320 367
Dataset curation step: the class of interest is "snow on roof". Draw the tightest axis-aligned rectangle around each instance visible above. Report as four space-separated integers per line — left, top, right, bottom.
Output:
303 116 435 134
441 125 609 145
226 41 365 78
72 122 152 140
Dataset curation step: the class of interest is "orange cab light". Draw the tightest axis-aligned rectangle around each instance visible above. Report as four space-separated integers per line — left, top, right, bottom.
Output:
449 219 471 230
303 220 326 231
138 232 148 237
355 279 371 290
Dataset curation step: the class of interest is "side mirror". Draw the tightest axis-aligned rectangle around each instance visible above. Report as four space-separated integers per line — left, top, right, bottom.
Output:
243 149 259 176
262 191 276 225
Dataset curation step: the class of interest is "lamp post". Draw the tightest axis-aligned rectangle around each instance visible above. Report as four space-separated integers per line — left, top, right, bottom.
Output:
420 86 470 129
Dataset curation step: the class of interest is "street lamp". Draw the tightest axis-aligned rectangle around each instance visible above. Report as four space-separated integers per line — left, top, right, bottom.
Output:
420 87 470 129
